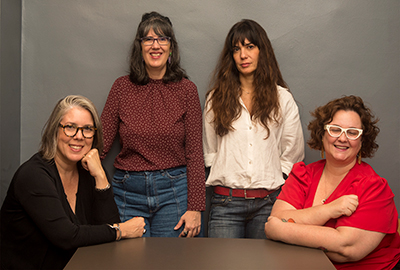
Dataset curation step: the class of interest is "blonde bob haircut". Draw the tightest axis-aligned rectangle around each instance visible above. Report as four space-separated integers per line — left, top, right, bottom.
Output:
39 95 103 161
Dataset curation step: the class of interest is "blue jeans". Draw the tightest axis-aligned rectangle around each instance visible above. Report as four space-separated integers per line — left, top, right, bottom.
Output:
112 166 187 237
208 187 281 239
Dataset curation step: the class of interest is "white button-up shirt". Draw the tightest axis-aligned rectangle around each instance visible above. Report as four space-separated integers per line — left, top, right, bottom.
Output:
203 86 305 190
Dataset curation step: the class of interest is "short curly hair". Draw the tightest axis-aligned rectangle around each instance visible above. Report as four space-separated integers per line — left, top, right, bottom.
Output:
307 95 379 158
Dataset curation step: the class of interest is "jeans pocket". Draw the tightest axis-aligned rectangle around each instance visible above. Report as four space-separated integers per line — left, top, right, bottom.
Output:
211 194 229 206
164 166 187 179
113 169 128 184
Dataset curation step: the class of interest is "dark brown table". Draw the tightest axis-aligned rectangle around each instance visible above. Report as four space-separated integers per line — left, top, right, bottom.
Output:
65 237 336 269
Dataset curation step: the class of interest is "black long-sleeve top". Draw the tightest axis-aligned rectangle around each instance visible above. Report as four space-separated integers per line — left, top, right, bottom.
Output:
0 153 120 269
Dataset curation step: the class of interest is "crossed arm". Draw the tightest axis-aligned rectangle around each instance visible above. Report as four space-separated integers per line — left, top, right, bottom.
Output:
265 197 385 263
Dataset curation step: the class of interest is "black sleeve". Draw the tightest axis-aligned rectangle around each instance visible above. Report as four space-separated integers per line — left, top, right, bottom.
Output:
14 157 116 250
77 165 120 225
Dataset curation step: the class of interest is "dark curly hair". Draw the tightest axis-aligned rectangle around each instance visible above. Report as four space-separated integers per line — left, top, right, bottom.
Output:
129 11 188 85
307 95 379 158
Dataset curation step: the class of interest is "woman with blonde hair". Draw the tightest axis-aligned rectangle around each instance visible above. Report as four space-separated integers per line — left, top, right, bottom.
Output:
1 95 145 269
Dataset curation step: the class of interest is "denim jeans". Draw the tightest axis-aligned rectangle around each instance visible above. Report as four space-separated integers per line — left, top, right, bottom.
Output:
208 187 281 239
112 166 187 237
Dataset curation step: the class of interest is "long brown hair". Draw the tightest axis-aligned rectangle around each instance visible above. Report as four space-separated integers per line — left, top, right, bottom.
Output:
206 19 288 137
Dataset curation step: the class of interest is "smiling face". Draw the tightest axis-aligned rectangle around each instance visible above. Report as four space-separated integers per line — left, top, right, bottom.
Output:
141 28 171 79
55 107 94 168
232 38 260 78
323 110 362 166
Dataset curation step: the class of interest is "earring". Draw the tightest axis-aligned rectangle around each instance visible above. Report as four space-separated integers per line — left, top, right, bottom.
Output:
168 52 172 64
321 144 324 159
357 151 362 164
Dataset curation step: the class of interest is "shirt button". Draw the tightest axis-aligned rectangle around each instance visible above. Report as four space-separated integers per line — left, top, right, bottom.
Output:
249 143 252 147
249 160 252 164
249 126 252 130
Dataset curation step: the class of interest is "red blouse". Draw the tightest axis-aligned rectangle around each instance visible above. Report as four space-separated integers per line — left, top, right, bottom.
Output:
101 76 205 211
279 160 400 270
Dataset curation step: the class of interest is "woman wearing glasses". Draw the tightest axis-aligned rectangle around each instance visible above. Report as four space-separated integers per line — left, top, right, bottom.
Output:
265 96 400 269
101 12 205 238
0 95 145 269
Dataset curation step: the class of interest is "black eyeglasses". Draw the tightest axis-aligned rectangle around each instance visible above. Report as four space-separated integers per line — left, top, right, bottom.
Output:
140 36 171 46
59 124 97 139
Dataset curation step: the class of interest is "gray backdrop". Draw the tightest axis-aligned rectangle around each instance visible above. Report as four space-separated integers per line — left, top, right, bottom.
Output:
1 0 399 214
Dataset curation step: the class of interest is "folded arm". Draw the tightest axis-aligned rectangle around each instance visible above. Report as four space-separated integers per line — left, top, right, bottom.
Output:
271 195 359 226
265 216 384 262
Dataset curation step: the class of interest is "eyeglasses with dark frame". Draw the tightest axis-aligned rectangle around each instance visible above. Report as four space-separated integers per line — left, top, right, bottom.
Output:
140 36 171 46
59 123 97 139
324 124 363 140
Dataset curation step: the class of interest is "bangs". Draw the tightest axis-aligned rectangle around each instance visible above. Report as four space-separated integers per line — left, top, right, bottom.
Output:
230 24 259 49
141 21 172 38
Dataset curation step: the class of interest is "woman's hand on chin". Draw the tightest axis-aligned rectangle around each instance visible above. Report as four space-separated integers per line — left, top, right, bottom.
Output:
81 149 108 188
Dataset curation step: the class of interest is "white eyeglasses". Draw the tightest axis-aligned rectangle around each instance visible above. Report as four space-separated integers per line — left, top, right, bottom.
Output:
324 125 363 140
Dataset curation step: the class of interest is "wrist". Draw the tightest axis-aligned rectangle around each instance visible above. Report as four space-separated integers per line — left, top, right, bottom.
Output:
109 223 122 240
95 182 111 192
93 169 107 186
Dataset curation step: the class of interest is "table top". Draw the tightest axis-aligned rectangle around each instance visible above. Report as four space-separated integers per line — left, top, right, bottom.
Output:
65 237 335 270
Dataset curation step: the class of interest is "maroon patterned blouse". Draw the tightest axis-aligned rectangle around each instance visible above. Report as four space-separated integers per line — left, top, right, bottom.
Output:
100 75 205 211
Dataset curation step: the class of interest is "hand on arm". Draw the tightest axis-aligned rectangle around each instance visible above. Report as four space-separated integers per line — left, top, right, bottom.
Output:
174 211 201 238
326 195 359 219
271 195 359 226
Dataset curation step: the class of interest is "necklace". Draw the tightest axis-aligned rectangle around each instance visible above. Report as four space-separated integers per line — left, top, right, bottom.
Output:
240 87 253 95
320 168 347 205
321 174 328 204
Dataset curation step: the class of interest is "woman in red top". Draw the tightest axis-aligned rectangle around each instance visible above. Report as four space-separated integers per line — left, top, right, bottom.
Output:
101 12 205 237
265 95 400 269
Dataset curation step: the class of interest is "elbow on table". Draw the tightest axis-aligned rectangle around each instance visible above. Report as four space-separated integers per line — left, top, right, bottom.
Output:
48 231 82 250
329 245 367 263
53 236 80 250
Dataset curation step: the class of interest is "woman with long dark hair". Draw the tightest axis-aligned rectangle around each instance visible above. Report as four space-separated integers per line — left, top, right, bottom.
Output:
203 19 304 238
101 12 205 238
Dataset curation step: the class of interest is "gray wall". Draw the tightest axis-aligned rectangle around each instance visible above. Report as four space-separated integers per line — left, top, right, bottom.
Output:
1 0 21 204
1 0 399 213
